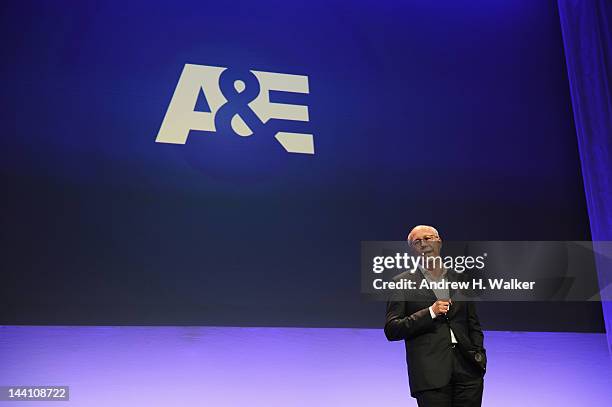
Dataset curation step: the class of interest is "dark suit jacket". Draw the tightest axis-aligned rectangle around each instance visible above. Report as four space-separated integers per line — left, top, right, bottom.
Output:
384 270 485 396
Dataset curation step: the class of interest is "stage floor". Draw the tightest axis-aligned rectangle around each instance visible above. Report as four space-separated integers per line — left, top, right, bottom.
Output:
1 326 611 406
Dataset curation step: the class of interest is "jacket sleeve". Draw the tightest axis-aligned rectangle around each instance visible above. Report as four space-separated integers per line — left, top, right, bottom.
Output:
384 292 434 341
467 301 484 349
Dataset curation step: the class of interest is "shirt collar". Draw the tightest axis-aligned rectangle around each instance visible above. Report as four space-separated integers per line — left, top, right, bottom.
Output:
418 264 448 281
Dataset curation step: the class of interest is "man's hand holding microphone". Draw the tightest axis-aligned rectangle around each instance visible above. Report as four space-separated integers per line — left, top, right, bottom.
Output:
430 299 452 318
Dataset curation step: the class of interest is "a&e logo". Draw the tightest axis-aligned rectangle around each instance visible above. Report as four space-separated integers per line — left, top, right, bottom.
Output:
156 64 314 155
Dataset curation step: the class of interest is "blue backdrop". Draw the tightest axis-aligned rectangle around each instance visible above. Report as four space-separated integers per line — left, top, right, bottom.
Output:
0 0 599 330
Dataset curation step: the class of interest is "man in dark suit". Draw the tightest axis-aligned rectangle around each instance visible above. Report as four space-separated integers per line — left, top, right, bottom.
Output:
384 225 486 407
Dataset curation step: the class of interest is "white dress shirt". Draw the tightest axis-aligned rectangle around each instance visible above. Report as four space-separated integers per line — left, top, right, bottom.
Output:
420 266 458 344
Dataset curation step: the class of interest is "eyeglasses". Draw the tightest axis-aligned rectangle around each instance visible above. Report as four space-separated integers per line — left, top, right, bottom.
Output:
410 235 441 246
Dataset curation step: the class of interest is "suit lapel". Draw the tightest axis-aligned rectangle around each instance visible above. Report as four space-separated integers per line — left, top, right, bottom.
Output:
446 271 461 319
415 270 438 302
447 271 457 299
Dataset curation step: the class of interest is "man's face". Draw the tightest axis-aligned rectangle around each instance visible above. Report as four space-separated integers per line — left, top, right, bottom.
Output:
408 227 442 257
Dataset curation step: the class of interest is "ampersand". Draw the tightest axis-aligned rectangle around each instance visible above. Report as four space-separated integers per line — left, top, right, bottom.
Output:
215 68 264 137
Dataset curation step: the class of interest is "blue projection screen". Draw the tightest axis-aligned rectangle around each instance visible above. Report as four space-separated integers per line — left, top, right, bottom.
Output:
0 0 599 331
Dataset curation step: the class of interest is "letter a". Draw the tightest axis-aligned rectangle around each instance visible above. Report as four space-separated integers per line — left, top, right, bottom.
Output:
156 64 228 144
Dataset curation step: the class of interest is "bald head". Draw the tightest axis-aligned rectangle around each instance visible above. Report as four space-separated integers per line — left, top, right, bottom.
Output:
407 225 442 258
407 225 440 243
